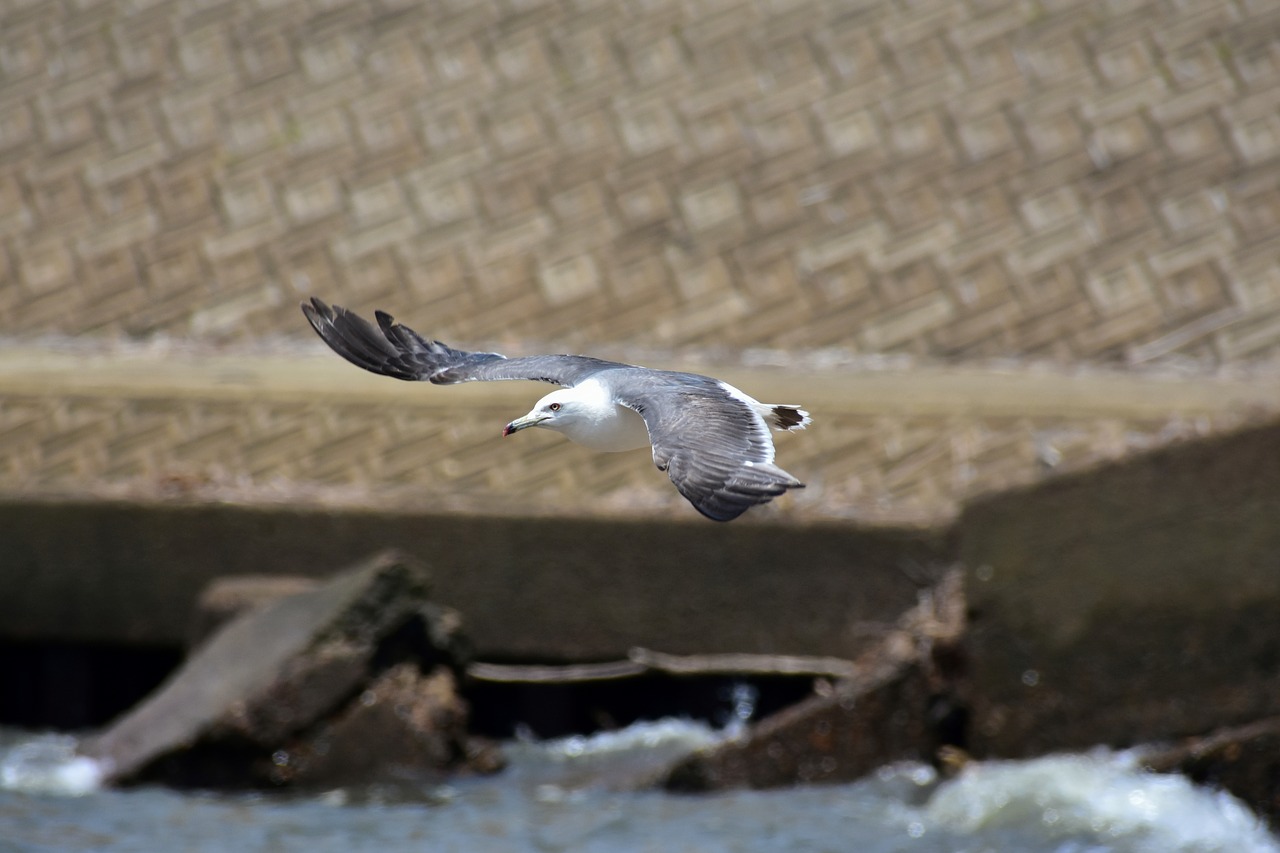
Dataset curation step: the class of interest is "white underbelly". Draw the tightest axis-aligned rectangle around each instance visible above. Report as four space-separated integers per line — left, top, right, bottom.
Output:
563 404 651 452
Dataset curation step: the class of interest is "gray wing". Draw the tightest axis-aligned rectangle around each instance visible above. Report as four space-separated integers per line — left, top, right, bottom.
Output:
610 371 805 522
301 298 623 386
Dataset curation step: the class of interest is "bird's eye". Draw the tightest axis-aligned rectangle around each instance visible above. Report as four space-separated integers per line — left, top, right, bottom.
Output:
549 402 561 411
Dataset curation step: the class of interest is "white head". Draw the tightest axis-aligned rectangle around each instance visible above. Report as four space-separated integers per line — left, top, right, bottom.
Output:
502 388 587 437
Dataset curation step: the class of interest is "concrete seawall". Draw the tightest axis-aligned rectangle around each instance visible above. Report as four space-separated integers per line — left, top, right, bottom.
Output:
0 497 950 660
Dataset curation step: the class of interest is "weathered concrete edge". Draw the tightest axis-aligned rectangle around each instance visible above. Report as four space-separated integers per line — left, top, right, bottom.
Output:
3 344 1278 418
959 414 1280 757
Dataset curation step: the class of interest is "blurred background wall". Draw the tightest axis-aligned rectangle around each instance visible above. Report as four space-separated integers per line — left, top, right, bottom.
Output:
1 0 1279 521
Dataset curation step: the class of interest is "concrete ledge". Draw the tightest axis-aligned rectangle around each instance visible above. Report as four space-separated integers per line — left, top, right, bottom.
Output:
3 344 1278 417
4 342 1276 527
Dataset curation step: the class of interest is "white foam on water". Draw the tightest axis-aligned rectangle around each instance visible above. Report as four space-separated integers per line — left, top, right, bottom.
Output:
536 717 725 761
0 727 1275 852
0 732 106 797
924 749 1279 853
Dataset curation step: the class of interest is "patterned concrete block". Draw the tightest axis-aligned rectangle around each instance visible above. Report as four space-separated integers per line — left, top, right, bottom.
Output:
537 253 600 305
2 0 1280 515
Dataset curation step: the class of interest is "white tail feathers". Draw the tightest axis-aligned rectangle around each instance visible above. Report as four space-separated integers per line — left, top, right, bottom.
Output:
760 404 811 431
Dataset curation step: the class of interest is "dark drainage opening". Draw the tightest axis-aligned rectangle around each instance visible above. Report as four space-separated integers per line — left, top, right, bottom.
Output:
0 639 817 740
0 639 184 731
464 669 817 740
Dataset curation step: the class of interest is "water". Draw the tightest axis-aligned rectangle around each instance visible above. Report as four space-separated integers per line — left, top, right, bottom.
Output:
1 723 1275 853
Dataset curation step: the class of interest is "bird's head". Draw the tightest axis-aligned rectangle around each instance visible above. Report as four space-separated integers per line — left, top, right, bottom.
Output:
503 389 581 437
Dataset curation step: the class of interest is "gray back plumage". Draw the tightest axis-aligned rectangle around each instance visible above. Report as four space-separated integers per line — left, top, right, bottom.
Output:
607 370 803 521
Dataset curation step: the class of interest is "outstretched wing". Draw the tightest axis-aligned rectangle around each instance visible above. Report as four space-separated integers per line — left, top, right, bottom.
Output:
301 298 625 387
609 371 805 522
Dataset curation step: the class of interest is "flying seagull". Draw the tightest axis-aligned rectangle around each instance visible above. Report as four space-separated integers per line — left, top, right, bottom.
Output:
301 298 810 521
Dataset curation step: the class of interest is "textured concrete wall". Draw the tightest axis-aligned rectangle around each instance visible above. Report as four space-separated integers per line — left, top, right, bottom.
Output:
3 0 1280 524
2 0 1279 364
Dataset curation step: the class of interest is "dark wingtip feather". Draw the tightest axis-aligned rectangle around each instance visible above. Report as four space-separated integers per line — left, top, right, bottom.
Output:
300 297 324 326
300 297 424 381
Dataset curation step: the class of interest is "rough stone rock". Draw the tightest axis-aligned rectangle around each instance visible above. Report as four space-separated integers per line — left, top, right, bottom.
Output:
662 571 966 791
267 662 503 787
80 550 485 787
960 417 1280 758
1139 716 1280 826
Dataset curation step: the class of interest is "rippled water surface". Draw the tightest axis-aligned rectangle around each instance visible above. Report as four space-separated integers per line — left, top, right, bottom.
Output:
1 723 1275 853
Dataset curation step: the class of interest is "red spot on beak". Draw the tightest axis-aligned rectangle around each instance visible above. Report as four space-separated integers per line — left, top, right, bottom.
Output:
502 424 515 437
